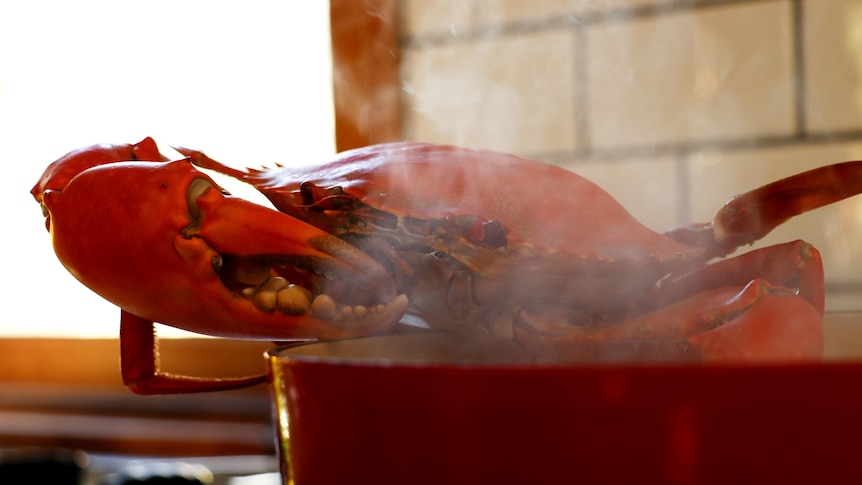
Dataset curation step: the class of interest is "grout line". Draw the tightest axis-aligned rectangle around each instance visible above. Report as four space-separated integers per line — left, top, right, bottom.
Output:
675 154 691 227
400 0 781 48
581 0 779 26
791 0 807 138
526 129 862 164
573 24 591 157
826 282 862 294
400 16 576 49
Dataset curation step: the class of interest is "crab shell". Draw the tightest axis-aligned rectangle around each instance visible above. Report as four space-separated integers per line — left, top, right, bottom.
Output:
190 143 715 336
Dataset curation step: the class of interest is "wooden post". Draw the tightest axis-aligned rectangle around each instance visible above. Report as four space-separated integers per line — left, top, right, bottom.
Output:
330 0 402 151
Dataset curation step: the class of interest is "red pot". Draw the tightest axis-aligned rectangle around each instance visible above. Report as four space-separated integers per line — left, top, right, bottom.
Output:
268 318 862 485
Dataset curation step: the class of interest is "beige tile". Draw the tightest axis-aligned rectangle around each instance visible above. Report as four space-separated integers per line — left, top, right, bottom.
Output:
402 29 579 155
804 0 862 133
686 142 862 307
587 2 795 151
827 292 862 313
563 156 679 232
399 0 474 38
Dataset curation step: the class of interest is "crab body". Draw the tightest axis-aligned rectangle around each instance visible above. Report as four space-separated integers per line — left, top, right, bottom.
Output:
200 144 711 333
32 138 862 393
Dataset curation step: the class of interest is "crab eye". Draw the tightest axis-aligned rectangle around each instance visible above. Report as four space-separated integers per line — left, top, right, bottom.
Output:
186 177 216 222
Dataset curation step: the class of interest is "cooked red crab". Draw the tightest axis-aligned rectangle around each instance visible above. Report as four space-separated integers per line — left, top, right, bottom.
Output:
31 137 862 393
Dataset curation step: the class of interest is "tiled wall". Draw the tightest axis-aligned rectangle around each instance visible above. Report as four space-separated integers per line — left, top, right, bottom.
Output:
398 0 862 311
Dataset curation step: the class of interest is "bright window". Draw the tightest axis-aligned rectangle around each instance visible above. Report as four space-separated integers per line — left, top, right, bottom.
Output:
0 1 335 337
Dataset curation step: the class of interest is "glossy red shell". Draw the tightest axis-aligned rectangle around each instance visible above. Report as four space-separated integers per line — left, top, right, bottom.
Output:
247 142 703 264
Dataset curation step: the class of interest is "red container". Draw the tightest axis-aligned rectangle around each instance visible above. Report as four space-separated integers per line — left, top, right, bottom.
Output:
268 316 862 485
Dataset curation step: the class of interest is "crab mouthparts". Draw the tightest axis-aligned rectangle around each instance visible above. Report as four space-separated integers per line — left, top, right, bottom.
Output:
213 252 407 327
184 175 407 331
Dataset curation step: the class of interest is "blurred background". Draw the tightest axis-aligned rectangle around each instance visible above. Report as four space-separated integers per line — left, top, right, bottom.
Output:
1 0 861 482
0 1 335 339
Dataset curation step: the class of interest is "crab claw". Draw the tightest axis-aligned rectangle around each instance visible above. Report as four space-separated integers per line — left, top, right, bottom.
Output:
31 137 167 203
39 158 407 340
32 137 169 233
513 279 822 363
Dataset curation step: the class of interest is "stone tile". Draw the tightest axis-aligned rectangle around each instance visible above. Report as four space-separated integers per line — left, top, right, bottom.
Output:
402 29 579 155
803 0 862 133
399 0 474 38
587 2 796 151
563 155 680 232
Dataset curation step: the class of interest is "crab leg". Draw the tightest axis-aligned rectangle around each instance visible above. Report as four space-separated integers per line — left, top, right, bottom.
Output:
514 279 823 363
653 240 825 315
120 312 268 394
665 160 862 256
